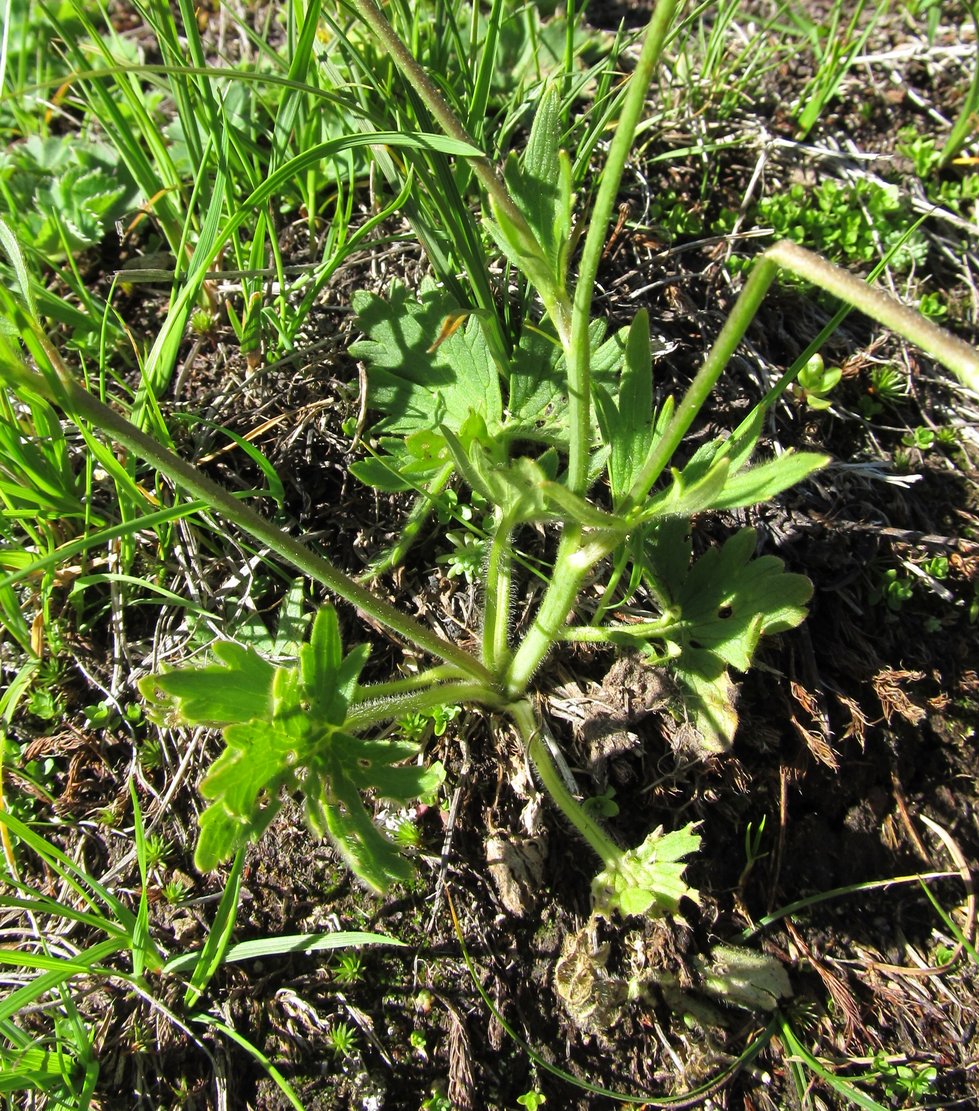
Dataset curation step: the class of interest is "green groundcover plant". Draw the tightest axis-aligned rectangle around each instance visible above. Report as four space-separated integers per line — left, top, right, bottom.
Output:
2 0 978 967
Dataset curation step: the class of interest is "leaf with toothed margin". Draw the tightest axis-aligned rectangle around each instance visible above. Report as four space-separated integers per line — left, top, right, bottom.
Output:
591 822 701 921
639 522 813 753
142 605 442 892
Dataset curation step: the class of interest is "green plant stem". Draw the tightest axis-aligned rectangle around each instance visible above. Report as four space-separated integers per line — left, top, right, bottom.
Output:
355 665 463 699
562 614 679 642
504 527 590 697
509 699 620 867
482 510 514 673
621 238 979 515
766 240 979 392
565 0 679 494
345 681 502 732
620 246 779 512
0 345 495 687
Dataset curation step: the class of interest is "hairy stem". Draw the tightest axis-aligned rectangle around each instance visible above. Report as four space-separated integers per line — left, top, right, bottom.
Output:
1 346 495 687
509 699 620 867
767 240 979 392
563 614 679 643
504 526 592 697
345 681 503 732
621 238 979 516
565 0 680 493
482 510 514 674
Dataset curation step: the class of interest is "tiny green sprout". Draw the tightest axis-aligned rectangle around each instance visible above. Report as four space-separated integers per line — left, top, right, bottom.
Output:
933 942 957 965
873 568 914 611
96 804 121 828
581 786 619 818
648 189 704 242
436 529 487 584
897 126 941 177
738 815 769 887
27 685 62 722
902 426 936 451
427 703 461 739
922 555 949 580
936 425 958 447
398 712 428 744
129 1018 152 1053
139 736 164 771
516 1090 547 1110
143 832 171 871
162 879 189 904
872 1053 938 1101
420 1088 452 1111
892 447 914 474
409 1029 428 1059
331 952 363 985
326 1020 359 1058
918 291 948 321
190 307 215 336
796 353 842 411
394 818 422 848
867 365 908 405
83 699 118 729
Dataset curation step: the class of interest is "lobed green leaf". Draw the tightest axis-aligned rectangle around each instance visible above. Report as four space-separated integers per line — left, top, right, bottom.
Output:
591 822 701 921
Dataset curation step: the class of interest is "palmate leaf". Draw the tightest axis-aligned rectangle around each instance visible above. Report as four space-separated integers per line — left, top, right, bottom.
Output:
592 822 701 920
349 283 503 438
139 642 276 727
144 606 440 891
643 524 812 751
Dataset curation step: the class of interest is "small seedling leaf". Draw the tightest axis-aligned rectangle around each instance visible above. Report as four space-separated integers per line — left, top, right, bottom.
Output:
591 822 701 921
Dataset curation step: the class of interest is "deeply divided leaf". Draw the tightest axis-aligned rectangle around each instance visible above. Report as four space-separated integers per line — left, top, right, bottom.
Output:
642 525 813 752
139 642 276 727
143 606 437 891
591 822 701 921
